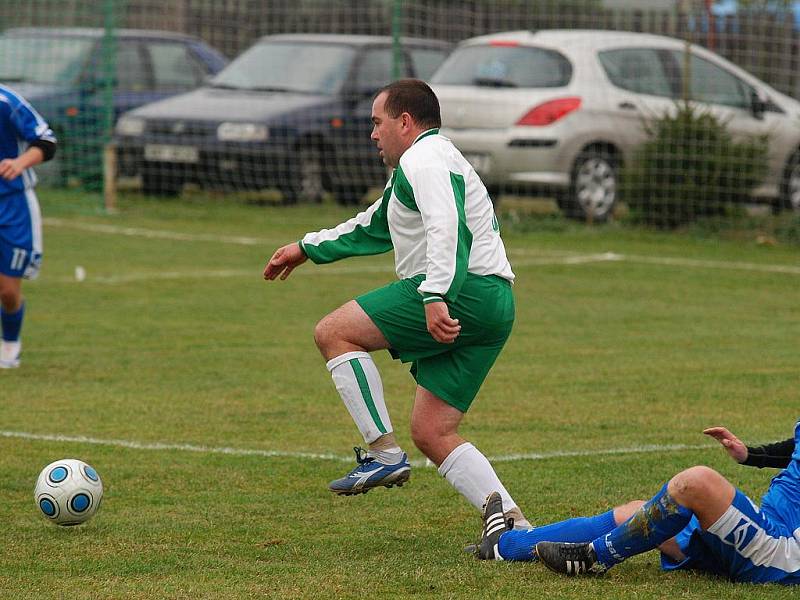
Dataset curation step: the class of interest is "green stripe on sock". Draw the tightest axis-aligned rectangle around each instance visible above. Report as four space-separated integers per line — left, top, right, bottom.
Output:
349 358 387 434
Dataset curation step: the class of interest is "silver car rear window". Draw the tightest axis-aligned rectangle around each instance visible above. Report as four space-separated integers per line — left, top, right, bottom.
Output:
431 44 571 88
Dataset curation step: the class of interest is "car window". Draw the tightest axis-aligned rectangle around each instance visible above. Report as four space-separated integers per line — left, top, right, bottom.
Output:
409 47 448 81
676 52 750 109
599 48 674 98
148 42 204 91
355 48 395 93
116 41 151 92
211 41 357 95
0 34 93 85
430 45 571 88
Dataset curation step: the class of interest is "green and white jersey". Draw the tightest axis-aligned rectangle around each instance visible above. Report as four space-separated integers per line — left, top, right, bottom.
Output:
300 129 514 302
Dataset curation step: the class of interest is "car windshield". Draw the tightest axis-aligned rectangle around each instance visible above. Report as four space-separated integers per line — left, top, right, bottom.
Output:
210 41 357 95
431 44 572 88
0 34 93 84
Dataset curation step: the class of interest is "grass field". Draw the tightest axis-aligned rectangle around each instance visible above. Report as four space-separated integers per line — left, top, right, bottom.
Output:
0 189 798 599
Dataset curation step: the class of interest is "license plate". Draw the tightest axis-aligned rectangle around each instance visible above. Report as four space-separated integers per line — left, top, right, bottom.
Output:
144 144 199 164
464 153 490 174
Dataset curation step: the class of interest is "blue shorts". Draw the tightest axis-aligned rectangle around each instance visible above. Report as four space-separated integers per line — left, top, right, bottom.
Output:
0 189 42 279
662 420 800 585
661 490 800 584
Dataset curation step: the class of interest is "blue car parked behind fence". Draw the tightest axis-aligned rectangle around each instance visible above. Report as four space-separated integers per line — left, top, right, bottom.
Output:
0 27 227 188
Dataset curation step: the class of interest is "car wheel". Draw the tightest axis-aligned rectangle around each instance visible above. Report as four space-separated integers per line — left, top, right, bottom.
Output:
564 147 618 222
285 145 329 204
780 151 800 212
141 172 181 197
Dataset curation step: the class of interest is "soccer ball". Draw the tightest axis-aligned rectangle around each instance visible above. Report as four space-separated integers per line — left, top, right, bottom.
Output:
34 458 103 526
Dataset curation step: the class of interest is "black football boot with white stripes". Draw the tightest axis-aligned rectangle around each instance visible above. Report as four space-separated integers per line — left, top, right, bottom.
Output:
535 541 604 575
474 491 510 560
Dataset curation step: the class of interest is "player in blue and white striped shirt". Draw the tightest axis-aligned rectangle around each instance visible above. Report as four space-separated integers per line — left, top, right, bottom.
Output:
0 84 56 368
474 421 800 586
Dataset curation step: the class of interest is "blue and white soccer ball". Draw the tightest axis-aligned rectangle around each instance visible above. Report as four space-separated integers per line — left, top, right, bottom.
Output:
34 459 103 526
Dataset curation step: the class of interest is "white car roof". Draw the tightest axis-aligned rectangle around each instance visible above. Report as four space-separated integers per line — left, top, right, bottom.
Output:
461 29 687 51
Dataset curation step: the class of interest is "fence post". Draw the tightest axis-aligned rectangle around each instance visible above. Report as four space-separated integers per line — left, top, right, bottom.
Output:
101 0 118 212
392 0 403 79
104 143 117 213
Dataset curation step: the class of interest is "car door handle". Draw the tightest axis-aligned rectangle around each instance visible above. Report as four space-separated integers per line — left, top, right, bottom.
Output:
618 101 637 110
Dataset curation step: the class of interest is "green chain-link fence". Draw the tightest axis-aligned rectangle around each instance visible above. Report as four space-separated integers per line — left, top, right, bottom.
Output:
2 0 799 224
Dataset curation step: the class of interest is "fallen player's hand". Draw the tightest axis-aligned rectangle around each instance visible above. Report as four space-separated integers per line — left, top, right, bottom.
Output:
703 426 748 463
263 243 307 281
425 301 460 344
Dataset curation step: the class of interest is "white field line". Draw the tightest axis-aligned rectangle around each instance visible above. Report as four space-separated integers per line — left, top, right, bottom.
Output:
48 254 622 284
622 253 800 275
0 430 712 467
43 218 799 280
44 217 272 246
49 251 799 284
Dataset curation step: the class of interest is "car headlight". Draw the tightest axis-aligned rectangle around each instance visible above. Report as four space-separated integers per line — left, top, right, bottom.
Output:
217 122 269 142
115 116 145 136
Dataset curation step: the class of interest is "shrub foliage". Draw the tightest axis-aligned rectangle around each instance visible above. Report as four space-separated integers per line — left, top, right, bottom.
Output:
622 104 769 229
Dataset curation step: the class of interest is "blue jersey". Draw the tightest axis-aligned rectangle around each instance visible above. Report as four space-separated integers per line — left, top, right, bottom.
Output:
662 419 800 585
0 84 55 195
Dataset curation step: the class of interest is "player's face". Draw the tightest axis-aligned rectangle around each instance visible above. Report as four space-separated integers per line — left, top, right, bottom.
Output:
370 92 411 168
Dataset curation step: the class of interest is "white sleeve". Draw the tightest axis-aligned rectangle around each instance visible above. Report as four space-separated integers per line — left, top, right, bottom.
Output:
411 166 469 300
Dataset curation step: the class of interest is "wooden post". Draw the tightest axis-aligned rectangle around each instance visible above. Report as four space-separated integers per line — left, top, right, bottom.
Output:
103 143 117 213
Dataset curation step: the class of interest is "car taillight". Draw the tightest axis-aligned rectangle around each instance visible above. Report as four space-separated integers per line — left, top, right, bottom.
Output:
515 97 582 126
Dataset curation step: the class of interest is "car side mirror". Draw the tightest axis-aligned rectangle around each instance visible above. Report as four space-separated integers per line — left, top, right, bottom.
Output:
751 90 767 120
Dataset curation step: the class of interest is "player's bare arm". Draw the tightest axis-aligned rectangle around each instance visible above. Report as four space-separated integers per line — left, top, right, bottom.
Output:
0 146 45 181
263 242 307 281
703 426 748 463
424 301 460 344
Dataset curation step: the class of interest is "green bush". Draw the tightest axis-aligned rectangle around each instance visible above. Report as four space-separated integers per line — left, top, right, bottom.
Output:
621 104 769 229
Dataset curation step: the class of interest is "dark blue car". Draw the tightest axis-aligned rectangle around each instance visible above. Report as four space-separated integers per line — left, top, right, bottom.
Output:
114 34 451 202
0 27 227 187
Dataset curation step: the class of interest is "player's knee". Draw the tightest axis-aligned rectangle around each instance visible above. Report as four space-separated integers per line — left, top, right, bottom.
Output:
410 419 439 455
0 286 20 311
614 500 646 524
410 421 430 452
313 317 334 351
669 466 721 502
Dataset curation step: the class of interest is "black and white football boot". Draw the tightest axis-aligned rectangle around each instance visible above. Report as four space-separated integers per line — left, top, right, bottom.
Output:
535 541 605 576
472 491 510 560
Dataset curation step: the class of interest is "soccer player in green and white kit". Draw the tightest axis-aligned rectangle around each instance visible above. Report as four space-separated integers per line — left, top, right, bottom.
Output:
264 79 529 527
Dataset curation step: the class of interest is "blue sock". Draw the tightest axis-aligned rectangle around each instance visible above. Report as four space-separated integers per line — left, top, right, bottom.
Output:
592 482 693 569
1 302 24 342
498 509 617 561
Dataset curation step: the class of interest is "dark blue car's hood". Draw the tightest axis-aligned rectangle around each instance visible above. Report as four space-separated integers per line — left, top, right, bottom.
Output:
128 87 333 122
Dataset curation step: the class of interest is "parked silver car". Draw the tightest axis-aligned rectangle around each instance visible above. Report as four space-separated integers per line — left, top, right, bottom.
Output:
431 29 800 220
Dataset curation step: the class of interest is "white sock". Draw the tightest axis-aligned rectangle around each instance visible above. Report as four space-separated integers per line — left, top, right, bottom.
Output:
326 351 394 445
438 442 528 526
372 448 404 464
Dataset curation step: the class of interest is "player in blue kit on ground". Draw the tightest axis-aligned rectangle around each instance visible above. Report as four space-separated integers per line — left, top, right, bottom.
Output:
0 84 56 368
472 420 800 585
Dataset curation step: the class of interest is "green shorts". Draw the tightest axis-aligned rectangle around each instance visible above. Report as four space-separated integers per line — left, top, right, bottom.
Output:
356 273 514 412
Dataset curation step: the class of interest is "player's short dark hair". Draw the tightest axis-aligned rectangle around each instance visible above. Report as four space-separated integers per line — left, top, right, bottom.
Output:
377 79 441 129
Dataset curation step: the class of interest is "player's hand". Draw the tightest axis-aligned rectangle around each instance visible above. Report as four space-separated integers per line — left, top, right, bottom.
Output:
0 158 24 181
425 301 460 344
703 426 748 463
263 243 307 281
